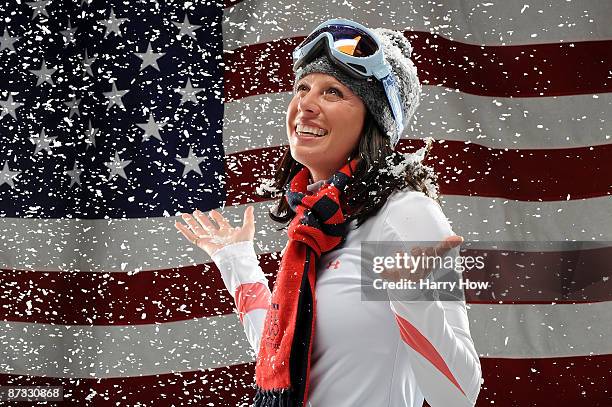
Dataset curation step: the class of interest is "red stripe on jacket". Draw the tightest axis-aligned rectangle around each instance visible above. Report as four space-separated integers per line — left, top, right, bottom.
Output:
394 312 466 397
235 282 271 323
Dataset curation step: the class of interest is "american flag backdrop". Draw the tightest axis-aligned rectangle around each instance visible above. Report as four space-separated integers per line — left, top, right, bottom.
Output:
0 0 611 405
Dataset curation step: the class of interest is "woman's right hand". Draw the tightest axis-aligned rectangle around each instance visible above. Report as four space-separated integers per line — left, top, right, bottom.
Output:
174 206 255 258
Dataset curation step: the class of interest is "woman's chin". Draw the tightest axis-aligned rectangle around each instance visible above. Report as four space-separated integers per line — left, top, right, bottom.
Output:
291 150 317 166
289 137 326 158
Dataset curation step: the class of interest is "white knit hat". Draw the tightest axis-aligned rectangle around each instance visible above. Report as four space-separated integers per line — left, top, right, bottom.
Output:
294 27 422 147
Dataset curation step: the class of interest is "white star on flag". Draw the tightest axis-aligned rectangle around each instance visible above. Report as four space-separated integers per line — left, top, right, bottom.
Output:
85 119 99 150
25 0 50 19
103 82 129 111
99 8 129 38
134 42 166 72
0 161 20 188
0 28 19 52
172 15 202 40
176 146 206 177
60 19 78 45
30 128 57 155
81 49 97 77
136 113 168 142
0 94 24 120
104 151 132 181
176 78 204 105
29 59 57 86
64 97 82 118
65 162 84 187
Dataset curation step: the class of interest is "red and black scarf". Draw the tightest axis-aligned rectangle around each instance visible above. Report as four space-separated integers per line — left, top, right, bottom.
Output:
253 158 362 406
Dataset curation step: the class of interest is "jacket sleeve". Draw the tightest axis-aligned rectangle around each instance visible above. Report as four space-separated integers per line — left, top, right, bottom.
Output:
210 240 273 354
382 192 482 407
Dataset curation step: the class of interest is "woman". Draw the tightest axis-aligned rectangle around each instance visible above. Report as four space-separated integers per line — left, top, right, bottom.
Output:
175 18 481 407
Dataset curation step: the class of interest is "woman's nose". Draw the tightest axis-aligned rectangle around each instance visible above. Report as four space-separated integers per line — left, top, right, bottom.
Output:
297 91 320 115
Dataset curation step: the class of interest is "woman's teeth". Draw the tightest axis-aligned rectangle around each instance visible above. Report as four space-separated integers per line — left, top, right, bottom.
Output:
296 124 328 137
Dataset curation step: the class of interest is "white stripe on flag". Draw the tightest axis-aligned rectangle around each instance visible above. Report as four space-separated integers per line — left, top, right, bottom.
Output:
1 196 610 272
470 302 612 358
222 0 612 50
1 302 610 378
223 90 612 154
0 314 254 378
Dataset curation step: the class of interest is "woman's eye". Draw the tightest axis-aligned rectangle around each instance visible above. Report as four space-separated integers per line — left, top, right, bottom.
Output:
294 85 341 96
327 88 341 96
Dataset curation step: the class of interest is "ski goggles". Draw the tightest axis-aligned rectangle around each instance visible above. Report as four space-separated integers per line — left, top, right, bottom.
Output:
292 18 405 137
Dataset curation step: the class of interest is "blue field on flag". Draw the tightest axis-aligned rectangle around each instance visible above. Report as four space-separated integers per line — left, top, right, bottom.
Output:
0 0 226 219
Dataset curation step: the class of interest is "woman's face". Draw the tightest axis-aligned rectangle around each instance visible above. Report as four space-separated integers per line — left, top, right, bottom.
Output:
286 72 367 182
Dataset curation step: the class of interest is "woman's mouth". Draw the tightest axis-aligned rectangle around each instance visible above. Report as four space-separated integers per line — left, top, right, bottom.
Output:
295 124 328 138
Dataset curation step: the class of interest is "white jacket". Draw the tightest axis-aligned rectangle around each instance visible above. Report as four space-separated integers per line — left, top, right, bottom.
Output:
211 188 482 406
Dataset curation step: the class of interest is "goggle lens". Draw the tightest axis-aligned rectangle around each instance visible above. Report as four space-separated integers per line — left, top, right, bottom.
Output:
300 24 379 58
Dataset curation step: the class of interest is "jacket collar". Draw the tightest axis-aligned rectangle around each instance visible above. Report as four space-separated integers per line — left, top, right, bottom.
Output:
306 178 326 193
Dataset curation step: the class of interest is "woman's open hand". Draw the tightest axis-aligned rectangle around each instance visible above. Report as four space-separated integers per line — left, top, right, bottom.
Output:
380 235 464 283
174 206 255 257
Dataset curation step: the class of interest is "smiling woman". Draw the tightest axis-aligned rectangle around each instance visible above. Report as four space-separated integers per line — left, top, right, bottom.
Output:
175 17 482 407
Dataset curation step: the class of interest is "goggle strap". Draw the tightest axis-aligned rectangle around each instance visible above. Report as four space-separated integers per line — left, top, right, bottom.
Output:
382 74 405 143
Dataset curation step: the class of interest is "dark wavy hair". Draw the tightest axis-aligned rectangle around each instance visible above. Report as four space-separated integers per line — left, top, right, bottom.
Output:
259 111 439 231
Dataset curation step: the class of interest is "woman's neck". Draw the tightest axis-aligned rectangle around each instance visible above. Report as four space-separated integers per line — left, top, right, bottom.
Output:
308 168 332 184
307 155 356 183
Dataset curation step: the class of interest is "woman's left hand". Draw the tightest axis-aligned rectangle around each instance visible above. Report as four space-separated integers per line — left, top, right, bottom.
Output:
379 235 464 283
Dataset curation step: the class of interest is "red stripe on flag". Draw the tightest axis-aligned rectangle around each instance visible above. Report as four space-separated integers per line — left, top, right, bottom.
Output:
459 246 611 303
1 355 611 406
224 35 612 102
224 0 245 8
223 141 612 206
477 355 612 407
1 247 609 325
0 364 256 406
0 253 279 325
